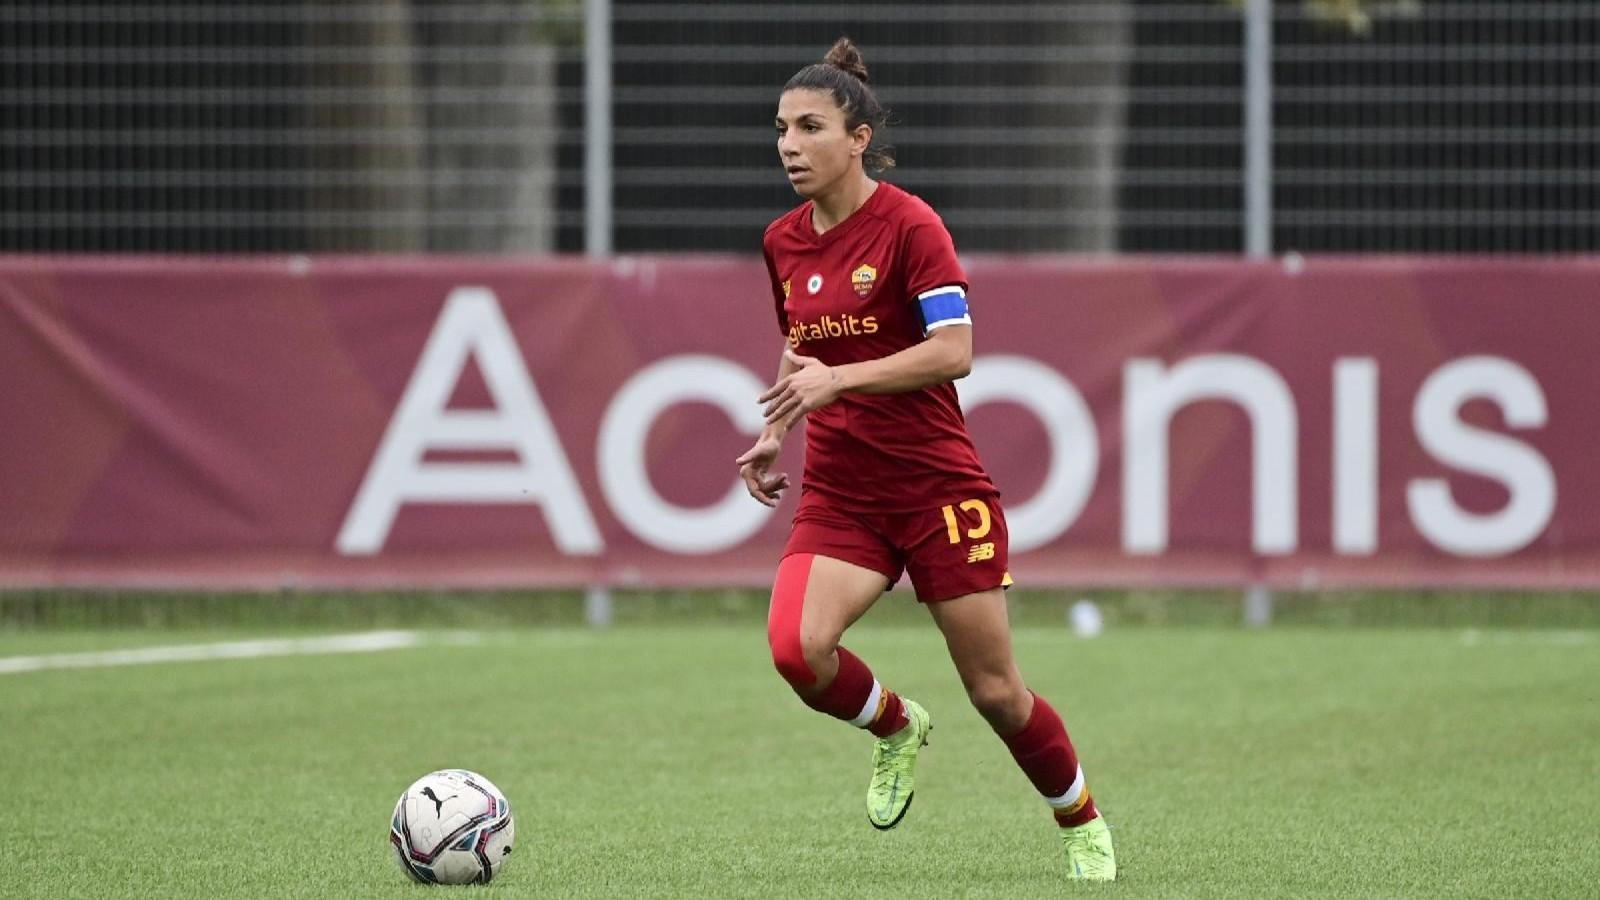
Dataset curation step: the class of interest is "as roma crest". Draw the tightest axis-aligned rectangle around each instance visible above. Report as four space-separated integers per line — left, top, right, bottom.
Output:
851 264 878 298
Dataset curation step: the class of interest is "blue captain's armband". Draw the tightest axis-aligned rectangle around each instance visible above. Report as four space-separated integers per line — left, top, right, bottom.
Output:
917 286 970 335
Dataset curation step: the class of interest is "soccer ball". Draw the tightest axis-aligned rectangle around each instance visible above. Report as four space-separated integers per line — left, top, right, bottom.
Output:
390 769 516 885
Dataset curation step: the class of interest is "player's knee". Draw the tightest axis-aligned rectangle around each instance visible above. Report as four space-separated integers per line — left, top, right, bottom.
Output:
768 554 825 689
966 675 1029 727
770 627 838 690
767 603 815 689
769 634 815 688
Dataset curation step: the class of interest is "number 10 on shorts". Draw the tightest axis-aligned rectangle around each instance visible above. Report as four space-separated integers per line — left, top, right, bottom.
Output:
941 499 993 544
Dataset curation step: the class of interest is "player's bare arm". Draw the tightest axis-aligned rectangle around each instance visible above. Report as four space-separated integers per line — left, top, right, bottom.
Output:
736 346 800 506
759 325 971 425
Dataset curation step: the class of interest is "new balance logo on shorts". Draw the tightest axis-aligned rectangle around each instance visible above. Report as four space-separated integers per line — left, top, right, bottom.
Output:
967 542 996 563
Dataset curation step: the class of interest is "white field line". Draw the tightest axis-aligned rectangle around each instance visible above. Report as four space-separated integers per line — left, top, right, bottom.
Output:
0 630 426 676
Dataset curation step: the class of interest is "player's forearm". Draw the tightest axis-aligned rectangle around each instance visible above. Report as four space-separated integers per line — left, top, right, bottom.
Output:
761 347 803 440
835 331 971 395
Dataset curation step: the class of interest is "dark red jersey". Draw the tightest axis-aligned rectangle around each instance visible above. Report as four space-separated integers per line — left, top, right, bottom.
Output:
762 181 997 512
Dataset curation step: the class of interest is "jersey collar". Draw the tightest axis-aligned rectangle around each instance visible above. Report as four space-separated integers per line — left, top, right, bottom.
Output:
802 180 890 247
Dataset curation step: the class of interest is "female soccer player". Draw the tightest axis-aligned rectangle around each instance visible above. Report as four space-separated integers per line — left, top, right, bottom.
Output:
735 38 1117 881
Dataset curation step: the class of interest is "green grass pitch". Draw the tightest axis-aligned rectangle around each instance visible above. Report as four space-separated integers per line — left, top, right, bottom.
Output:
3 622 1597 898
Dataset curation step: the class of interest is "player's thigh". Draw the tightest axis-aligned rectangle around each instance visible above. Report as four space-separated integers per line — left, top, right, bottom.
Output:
768 552 890 688
773 496 900 665
924 585 1024 695
799 554 892 650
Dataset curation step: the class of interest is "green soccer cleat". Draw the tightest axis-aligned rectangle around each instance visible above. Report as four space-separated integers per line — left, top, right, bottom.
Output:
1059 816 1117 881
866 699 931 830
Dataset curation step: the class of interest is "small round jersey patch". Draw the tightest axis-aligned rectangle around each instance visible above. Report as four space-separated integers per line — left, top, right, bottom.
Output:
807 273 824 294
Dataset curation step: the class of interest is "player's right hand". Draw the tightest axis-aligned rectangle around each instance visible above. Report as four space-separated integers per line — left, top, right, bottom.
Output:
735 437 789 507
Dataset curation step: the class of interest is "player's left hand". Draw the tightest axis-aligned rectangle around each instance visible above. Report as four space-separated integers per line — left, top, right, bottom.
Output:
761 349 843 425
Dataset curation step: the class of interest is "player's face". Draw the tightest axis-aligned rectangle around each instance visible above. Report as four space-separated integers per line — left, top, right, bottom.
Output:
775 89 869 199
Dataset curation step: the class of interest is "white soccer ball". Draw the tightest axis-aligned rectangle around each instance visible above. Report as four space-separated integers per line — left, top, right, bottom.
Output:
390 769 516 885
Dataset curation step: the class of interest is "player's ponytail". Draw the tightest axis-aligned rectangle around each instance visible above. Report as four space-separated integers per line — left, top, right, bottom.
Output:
783 37 895 172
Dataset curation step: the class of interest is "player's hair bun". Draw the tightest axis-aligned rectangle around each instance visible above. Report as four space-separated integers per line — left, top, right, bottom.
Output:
824 37 870 84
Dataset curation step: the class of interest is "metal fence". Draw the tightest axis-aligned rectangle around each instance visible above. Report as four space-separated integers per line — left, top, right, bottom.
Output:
0 1 587 253
1270 1 1600 253
2 1 1596 254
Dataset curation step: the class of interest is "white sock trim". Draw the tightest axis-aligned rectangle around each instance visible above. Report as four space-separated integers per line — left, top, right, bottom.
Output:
851 680 883 728
1046 766 1086 809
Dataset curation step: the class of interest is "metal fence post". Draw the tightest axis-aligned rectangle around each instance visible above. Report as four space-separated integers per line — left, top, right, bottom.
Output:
584 0 613 256
1244 0 1273 258
585 584 614 629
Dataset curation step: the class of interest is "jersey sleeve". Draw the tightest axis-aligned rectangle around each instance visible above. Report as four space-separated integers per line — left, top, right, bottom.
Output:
762 244 788 336
901 218 969 301
902 217 971 335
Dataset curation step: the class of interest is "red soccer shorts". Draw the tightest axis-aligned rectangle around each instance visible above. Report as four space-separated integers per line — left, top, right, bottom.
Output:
782 490 1013 603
